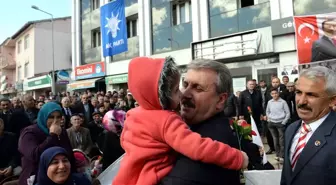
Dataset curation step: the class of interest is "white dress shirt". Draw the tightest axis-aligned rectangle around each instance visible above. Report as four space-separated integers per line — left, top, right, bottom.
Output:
290 113 330 161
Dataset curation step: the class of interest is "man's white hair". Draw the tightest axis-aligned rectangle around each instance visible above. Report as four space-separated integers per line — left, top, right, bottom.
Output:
299 66 336 96
61 97 70 103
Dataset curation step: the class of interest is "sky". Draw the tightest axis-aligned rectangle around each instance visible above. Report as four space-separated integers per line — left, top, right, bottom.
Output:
0 0 71 44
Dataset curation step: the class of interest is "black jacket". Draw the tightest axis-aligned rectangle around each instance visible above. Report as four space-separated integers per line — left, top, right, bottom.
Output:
0 132 20 168
238 89 263 118
160 113 241 185
61 106 74 129
224 94 239 118
101 131 125 170
265 86 290 110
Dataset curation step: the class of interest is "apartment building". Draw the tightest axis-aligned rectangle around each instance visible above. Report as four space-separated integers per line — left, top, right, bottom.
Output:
11 17 72 98
71 0 336 92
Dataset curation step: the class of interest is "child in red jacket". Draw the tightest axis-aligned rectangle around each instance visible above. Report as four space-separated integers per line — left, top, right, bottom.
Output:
113 57 248 185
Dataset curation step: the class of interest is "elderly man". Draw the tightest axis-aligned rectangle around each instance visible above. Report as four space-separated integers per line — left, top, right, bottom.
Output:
160 59 250 185
61 97 73 129
281 66 336 185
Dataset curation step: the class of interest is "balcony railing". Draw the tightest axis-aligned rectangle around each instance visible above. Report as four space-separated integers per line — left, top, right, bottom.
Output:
0 55 16 69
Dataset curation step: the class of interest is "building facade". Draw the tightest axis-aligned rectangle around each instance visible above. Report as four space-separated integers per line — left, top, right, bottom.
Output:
71 0 336 92
11 17 72 98
0 38 17 98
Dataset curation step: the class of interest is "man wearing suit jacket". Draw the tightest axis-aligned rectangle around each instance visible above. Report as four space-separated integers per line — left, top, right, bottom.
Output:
238 80 264 129
311 20 336 62
281 66 336 185
67 114 93 155
61 97 73 129
72 94 94 127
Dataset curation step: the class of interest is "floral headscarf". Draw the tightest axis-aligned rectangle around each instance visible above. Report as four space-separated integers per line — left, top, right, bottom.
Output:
102 110 126 135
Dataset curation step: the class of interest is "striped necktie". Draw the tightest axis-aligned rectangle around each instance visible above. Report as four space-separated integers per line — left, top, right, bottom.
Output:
291 122 311 169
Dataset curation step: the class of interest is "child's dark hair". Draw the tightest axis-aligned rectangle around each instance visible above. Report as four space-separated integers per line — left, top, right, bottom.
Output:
270 87 279 93
158 56 180 110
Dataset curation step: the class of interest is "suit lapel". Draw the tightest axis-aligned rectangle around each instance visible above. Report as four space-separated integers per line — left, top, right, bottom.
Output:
285 121 301 178
291 112 336 180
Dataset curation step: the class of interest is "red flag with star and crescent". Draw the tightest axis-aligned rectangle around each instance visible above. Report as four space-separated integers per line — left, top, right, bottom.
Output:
294 16 319 64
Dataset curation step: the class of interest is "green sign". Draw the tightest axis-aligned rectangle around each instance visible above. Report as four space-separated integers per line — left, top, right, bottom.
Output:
106 74 128 84
28 76 51 87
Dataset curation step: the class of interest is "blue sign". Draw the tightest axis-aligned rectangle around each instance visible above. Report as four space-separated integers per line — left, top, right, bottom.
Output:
100 0 128 57
57 70 71 84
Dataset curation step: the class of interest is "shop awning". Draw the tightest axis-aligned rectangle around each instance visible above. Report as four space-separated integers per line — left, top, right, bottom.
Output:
67 77 102 90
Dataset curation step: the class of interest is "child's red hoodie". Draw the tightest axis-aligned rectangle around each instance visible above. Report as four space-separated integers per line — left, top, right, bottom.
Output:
113 57 243 185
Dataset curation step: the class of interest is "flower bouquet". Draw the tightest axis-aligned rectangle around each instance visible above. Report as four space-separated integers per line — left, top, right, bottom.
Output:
230 119 257 150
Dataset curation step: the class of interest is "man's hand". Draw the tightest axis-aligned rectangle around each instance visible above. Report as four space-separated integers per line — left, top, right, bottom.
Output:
264 116 267 121
3 166 12 177
49 121 62 135
241 151 249 169
239 116 244 120
260 115 264 120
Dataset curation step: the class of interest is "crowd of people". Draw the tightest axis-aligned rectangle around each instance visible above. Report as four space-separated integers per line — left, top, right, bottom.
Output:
0 89 136 185
226 75 300 163
1 56 336 185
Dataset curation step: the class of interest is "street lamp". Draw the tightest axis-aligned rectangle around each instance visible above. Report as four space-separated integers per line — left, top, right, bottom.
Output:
31 5 56 95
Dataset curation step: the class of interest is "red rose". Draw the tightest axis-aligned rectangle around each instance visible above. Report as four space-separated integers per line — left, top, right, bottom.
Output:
229 119 234 125
251 130 257 136
240 120 250 127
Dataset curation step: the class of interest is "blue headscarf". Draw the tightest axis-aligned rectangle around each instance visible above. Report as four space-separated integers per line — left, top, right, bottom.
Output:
37 102 63 135
37 146 91 185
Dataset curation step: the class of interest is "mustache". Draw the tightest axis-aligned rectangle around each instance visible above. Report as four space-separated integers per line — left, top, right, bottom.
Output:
297 104 312 111
181 98 195 108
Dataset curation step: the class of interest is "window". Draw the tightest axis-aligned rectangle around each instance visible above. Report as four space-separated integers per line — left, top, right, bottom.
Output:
18 66 21 80
17 40 22 54
127 16 138 38
208 0 271 38
172 0 191 26
152 0 193 54
24 63 29 78
24 35 29 50
240 0 254 8
293 0 336 15
92 29 101 48
91 0 100 10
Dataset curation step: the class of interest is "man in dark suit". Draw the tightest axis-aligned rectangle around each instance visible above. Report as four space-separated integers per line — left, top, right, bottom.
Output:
160 59 249 185
61 97 73 129
72 94 94 127
281 66 336 185
311 20 336 62
265 77 290 109
238 80 264 129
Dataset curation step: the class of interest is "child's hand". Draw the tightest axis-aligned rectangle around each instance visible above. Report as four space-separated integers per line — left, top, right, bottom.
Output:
241 151 249 169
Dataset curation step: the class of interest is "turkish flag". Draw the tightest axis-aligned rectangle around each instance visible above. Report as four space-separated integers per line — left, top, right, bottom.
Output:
294 16 320 64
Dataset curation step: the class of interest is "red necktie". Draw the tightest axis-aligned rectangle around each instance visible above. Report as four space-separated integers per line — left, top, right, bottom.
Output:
291 122 311 169
332 38 336 46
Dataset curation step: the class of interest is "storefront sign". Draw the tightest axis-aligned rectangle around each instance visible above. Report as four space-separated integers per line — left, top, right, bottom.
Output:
105 74 128 84
75 62 105 80
271 17 295 36
67 78 100 90
57 70 71 84
25 75 51 91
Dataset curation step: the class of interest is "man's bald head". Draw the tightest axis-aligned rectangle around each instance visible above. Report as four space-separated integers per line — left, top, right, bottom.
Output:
23 95 35 109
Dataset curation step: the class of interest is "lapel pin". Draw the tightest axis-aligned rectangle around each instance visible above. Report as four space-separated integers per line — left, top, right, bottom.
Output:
315 140 321 146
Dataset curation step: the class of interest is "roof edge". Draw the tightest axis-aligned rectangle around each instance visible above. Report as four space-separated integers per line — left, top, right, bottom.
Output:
11 16 71 40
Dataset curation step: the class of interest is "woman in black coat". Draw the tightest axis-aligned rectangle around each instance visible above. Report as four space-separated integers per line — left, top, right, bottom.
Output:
101 110 126 170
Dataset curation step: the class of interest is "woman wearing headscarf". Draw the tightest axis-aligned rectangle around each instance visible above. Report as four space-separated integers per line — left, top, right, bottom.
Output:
100 110 126 170
36 146 91 185
18 102 75 185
